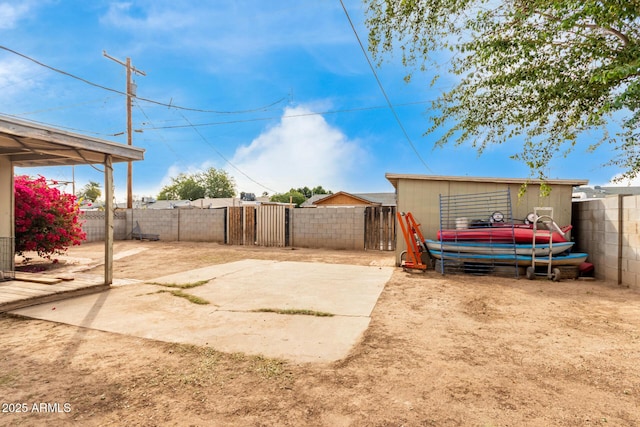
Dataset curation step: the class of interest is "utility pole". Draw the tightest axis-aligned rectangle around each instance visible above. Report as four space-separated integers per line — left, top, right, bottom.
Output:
103 50 146 209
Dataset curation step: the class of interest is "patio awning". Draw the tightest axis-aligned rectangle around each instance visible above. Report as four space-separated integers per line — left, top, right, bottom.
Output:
0 115 144 167
0 114 146 286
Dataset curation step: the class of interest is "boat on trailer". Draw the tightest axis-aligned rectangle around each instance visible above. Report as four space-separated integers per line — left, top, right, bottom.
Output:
427 249 588 267
436 224 572 244
425 239 574 257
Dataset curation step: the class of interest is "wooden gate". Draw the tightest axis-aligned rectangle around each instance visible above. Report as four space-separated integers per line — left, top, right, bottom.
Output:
365 206 396 251
226 206 256 245
244 206 256 245
226 205 287 247
256 204 287 247
226 206 244 245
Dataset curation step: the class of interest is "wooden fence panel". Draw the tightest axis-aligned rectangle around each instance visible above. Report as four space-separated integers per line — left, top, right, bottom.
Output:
365 207 379 250
382 206 396 251
256 204 286 247
365 206 396 251
226 206 243 245
243 206 256 245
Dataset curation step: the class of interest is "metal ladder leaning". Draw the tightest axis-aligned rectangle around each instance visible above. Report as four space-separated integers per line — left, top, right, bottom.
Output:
527 207 561 281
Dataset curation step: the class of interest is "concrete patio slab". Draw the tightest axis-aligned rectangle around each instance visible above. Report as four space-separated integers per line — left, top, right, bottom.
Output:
152 259 390 316
10 260 394 363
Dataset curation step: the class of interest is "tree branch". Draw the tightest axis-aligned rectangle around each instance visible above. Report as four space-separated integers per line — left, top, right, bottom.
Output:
583 23 630 46
538 11 630 47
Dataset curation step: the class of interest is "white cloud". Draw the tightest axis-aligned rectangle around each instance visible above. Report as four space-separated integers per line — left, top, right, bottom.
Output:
230 105 364 195
133 105 365 199
100 2 196 31
0 2 33 29
0 58 41 98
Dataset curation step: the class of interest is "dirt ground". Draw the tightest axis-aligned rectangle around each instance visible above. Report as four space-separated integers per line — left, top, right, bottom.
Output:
2 241 640 426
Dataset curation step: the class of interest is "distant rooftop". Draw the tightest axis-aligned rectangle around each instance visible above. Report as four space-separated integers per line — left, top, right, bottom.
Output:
573 185 640 200
385 173 588 188
300 192 396 207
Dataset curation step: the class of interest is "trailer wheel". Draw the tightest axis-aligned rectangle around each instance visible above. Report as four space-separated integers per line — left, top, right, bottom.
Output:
526 266 535 280
399 250 407 270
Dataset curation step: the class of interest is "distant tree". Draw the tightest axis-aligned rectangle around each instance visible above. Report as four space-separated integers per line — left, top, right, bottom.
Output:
294 185 332 198
296 186 312 199
311 185 332 196
240 192 256 201
270 190 306 207
157 168 236 200
261 191 269 197
201 167 236 198
157 173 204 200
14 175 86 260
76 181 101 202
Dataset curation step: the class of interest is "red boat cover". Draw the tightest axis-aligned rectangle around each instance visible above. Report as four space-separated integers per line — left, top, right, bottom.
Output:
437 225 572 244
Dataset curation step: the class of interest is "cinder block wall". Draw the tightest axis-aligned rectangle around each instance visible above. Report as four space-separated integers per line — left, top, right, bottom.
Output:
178 209 225 242
621 196 640 289
81 209 226 243
130 209 180 240
81 211 128 242
81 207 369 250
292 207 365 250
573 195 640 290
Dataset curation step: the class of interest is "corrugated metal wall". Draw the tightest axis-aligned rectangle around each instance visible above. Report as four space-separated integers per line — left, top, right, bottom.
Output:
256 204 287 247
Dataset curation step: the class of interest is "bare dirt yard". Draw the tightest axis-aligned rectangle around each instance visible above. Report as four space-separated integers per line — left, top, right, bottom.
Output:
2 241 640 426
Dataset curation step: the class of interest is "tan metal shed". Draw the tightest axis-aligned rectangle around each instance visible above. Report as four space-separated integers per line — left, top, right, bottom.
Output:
386 173 588 265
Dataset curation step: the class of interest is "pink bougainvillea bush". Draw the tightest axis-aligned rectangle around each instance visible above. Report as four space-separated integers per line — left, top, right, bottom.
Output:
14 175 86 260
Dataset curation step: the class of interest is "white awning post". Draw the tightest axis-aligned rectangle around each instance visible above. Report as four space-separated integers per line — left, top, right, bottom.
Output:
104 155 114 285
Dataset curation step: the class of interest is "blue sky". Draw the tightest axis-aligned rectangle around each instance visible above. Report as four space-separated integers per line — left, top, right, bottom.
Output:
0 0 631 202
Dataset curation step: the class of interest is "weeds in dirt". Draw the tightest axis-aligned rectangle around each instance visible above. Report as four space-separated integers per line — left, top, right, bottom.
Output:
160 343 289 386
147 280 211 304
250 355 287 379
148 280 210 289
156 289 210 305
230 352 248 362
253 308 334 317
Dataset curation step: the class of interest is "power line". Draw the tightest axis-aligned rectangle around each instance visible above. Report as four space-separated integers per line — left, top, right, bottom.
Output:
134 100 185 161
141 101 431 130
0 45 287 114
1 89 432 140
338 0 433 173
1 43 438 141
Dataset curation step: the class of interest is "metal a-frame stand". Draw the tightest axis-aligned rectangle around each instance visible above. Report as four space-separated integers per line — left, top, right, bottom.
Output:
397 211 428 272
